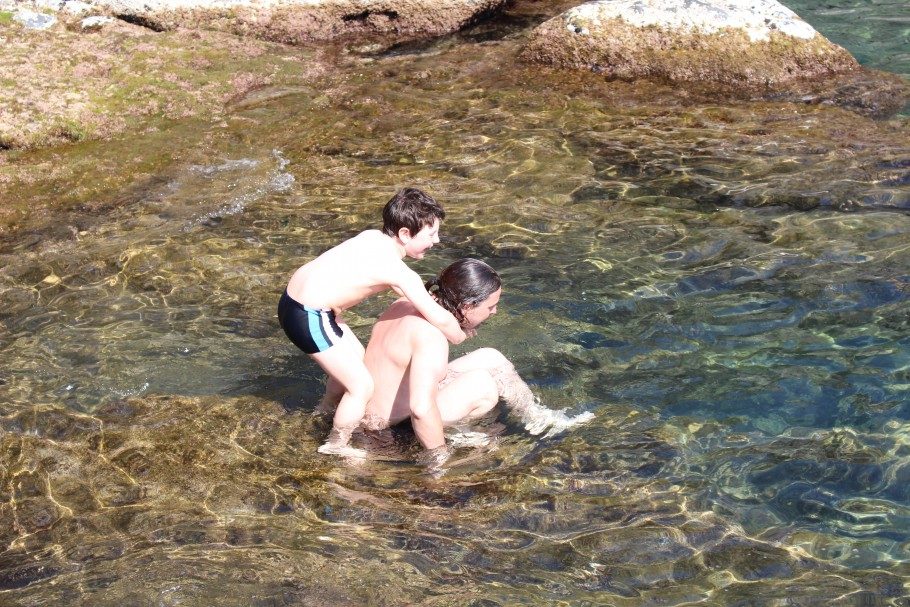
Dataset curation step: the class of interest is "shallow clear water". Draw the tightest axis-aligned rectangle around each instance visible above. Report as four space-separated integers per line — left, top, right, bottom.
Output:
788 0 909 79
1 1 909 605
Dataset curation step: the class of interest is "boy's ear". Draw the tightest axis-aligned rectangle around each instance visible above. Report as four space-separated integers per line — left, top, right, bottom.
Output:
397 227 412 242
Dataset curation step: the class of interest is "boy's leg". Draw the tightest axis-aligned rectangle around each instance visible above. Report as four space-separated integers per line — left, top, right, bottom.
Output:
310 324 373 456
315 376 344 416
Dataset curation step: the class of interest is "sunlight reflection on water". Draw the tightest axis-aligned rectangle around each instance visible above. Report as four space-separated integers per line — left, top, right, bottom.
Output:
1 4 909 604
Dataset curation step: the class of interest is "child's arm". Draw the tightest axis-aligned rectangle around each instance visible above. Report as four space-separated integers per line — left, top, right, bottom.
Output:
394 268 467 345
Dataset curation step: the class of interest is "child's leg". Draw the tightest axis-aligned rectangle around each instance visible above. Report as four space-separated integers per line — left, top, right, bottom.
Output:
310 325 373 455
446 348 537 411
436 370 499 425
315 376 344 416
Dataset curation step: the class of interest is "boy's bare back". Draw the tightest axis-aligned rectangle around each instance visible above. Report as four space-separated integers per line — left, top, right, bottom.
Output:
286 230 413 311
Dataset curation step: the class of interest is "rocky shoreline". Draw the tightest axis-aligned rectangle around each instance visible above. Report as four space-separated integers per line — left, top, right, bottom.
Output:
0 0 508 154
1 0 907 235
2 0 906 153
0 5 329 152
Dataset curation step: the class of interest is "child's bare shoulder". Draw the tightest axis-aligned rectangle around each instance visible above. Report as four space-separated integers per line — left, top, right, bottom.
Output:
346 229 394 251
356 229 388 240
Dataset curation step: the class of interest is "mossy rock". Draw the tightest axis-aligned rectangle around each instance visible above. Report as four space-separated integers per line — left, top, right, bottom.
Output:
521 0 858 89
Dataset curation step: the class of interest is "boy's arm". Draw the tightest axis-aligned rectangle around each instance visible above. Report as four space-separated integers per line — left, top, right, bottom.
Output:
393 267 467 345
408 334 449 450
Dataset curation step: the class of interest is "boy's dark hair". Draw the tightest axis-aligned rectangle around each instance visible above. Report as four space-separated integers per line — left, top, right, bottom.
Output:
425 259 501 326
382 188 446 237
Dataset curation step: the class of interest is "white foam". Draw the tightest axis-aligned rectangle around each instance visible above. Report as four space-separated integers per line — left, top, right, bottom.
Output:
186 151 293 228
518 397 596 438
189 158 260 176
448 430 497 448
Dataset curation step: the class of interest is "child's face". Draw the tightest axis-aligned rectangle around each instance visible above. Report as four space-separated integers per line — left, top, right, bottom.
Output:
460 288 501 329
403 218 441 259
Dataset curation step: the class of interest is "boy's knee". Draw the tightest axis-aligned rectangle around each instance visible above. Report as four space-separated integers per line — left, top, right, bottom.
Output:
349 374 374 401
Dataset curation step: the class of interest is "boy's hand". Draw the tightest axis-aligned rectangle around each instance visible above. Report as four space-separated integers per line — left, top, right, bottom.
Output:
463 328 478 339
445 327 468 345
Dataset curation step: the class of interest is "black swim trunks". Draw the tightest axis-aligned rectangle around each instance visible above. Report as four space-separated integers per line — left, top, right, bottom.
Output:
277 290 344 354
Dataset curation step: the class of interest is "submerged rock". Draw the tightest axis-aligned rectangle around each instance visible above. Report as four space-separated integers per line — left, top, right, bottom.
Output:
521 0 908 115
90 0 508 43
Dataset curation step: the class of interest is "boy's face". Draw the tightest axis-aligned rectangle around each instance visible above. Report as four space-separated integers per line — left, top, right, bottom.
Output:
402 218 441 260
460 288 501 330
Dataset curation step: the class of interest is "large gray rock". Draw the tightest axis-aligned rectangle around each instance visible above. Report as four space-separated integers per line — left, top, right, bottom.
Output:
13 8 59 29
88 0 507 43
521 0 860 88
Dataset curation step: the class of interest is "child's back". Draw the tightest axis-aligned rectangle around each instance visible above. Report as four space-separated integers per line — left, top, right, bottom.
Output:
286 230 402 311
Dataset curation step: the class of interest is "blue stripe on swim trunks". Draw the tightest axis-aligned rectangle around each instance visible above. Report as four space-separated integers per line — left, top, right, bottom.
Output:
307 306 332 352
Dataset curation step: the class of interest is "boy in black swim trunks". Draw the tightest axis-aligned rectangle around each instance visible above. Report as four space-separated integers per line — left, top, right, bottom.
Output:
278 188 468 457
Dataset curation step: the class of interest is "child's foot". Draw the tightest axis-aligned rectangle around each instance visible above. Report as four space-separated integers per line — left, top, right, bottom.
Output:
318 441 367 458
318 426 366 458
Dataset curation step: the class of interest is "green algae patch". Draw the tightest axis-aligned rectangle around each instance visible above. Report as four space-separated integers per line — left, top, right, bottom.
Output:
0 20 330 235
0 22 325 152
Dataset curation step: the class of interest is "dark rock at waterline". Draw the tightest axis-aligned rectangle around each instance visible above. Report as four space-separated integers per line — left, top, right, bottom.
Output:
702 535 800 581
91 0 508 43
0 555 68 591
771 68 910 119
521 0 909 117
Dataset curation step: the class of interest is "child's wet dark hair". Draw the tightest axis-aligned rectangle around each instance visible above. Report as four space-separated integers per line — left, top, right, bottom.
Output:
425 259 501 325
382 188 446 237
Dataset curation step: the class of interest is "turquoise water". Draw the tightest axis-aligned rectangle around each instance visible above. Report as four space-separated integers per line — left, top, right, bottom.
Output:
789 0 909 78
0 0 908 604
